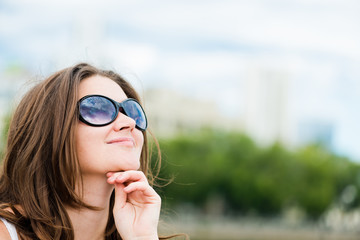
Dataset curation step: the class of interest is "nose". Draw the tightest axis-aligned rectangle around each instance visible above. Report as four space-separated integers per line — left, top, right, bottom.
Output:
112 111 136 131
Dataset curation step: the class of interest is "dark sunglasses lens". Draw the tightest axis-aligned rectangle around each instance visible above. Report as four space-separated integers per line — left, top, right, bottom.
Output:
79 96 116 125
123 100 147 130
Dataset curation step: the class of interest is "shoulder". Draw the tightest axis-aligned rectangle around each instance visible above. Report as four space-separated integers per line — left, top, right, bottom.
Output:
0 220 12 240
0 206 23 240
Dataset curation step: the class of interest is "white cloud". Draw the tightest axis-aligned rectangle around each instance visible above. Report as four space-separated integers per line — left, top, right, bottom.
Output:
104 41 159 74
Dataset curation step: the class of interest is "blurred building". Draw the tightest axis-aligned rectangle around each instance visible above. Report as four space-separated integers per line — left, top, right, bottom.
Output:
144 88 242 138
243 67 291 147
240 66 336 151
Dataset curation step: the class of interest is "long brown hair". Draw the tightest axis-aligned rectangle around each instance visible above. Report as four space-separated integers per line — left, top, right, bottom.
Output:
0 63 168 239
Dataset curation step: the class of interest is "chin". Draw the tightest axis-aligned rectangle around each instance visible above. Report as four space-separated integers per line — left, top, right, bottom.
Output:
110 152 141 170
117 160 141 172
127 162 141 171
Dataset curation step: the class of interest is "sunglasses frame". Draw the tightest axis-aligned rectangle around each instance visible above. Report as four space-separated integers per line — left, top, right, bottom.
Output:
78 94 148 131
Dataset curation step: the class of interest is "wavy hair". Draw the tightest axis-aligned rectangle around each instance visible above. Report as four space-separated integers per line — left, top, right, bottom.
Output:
0 63 174 239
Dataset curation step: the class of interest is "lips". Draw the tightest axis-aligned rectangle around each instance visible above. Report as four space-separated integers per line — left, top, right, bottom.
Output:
107 137 135 147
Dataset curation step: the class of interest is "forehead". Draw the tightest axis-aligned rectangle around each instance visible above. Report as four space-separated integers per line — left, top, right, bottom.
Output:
78 75 127 102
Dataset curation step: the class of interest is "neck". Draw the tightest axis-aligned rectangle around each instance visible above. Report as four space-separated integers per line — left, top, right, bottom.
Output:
67 174 114 240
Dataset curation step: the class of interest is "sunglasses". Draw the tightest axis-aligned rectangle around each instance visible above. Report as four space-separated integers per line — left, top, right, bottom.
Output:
78 95 147 131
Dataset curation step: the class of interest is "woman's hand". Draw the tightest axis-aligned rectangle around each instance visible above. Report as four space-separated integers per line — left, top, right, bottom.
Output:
106 171 161 240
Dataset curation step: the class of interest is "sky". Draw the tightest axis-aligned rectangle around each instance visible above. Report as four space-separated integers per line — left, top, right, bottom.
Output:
0 0 360 160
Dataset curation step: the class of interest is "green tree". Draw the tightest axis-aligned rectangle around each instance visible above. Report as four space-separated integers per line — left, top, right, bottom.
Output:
154 130 360 219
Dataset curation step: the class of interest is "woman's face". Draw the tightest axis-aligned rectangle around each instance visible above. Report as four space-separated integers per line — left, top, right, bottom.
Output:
75 75 144 177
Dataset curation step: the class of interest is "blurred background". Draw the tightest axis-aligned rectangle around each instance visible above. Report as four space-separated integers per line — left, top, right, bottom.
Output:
1 0 360 239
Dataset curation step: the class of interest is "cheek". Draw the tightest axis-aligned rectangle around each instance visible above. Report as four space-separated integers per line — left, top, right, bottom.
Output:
75 128 88 166
135 131 145 149
75 125 101 163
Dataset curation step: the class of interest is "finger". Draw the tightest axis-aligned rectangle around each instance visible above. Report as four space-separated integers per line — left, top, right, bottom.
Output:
107 172 123 184
106 172 120 178
113 183 127 209
106 171 129 184
113 171 147 184
124 182 159 199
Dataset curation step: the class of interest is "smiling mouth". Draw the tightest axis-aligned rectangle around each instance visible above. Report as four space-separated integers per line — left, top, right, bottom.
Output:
107 138 135 147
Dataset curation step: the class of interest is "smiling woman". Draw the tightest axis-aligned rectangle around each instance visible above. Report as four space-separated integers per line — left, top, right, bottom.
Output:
0 63 184 240
75 75 145 175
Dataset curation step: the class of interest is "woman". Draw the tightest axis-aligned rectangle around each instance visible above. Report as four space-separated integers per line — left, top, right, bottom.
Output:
0 63 177 239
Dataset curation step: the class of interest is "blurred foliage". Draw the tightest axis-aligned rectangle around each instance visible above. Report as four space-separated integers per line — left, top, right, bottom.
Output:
152 129 360 219
0 113 11 161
